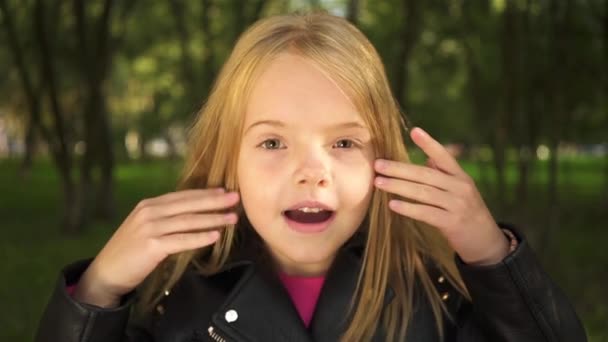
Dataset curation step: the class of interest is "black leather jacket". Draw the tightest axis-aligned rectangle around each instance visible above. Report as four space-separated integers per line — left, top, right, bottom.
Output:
34 225 586 341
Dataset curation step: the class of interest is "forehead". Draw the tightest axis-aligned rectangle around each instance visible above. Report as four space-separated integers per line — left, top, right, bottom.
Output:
244 52 365 128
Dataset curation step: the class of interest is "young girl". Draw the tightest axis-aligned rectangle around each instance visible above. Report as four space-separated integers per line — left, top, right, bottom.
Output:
35 12 586 342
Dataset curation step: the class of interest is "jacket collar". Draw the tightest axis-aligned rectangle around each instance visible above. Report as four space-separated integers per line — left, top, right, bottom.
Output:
203 231 395 341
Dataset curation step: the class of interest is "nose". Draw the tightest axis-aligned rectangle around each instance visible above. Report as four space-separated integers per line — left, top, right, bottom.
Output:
295 168 329 187
293 152 331 188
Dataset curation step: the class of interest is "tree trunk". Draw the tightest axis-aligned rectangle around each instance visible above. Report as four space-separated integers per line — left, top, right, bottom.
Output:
538 0 570 256
19 119 37 178
35 0 83 233
393 0 421 113
95 92 116 220
603 0 608 205
200 0 216 95
169 0 196 104
60 166 85 234
73 0 117 222
514 0 531 214
1 0 44 179
495 0 518 215
346 0 360 25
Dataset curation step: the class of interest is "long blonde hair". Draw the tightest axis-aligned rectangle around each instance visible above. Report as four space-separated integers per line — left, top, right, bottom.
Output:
138 11 469 341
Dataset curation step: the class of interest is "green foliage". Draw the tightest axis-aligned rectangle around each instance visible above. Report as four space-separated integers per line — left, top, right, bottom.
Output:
1 0 605 147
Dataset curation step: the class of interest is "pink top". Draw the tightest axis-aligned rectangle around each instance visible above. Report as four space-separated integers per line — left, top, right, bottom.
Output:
278 272 326 328
67 284 76 295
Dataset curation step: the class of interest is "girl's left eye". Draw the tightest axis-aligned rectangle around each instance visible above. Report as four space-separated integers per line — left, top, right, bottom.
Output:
334 139 357 149
259 138 284 150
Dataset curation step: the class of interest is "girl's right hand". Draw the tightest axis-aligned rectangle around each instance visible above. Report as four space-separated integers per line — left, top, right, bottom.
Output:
72 188 240 308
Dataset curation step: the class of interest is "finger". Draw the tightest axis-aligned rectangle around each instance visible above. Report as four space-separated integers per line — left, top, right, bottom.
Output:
143 188 226 206
157 191 239 218
375 177 454 211
152 212 238 235
137 192 240 221
388 199 451 230
410 127 467 178
160 230 222 255
374 159 461 192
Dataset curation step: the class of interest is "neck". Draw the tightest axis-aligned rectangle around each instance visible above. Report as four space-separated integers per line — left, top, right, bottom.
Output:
269 250 336 277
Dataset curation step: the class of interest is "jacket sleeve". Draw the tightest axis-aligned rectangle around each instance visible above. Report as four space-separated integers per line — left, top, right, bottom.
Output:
452 223 587 342
34 259 154 342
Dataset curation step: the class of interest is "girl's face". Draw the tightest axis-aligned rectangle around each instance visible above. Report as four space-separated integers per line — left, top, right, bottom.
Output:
237 52 375 276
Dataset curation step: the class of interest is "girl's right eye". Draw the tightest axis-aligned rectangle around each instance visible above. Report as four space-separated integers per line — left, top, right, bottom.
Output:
259 138 284 150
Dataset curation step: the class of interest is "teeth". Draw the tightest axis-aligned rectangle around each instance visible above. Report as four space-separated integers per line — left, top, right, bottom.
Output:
297 207 324 213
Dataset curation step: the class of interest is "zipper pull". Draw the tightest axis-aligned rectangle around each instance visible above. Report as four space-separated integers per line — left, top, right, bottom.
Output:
208 325 227 342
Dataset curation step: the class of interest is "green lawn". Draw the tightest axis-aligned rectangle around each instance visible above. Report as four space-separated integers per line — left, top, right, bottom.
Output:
0 157 606 341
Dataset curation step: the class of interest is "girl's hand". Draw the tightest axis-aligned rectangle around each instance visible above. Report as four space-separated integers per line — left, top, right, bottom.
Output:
373 127 510 266
73 188 240 308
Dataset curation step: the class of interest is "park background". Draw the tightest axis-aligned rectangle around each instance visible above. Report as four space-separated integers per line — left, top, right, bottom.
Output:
0 0 606 341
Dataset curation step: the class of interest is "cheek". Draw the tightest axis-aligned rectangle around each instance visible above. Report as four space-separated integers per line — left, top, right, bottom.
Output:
333 149 375 179
332 151 375 208
335 159 375 200
240 153 286 185
237 153 283 214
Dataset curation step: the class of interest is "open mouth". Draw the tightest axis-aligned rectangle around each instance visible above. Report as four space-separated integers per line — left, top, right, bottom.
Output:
283 208 334 224
282 207 336 233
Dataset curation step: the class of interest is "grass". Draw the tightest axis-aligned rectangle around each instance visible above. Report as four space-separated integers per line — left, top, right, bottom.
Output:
0 159 179 341
0 157 606 341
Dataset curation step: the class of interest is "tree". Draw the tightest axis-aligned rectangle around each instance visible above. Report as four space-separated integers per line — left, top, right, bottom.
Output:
1 0 134 233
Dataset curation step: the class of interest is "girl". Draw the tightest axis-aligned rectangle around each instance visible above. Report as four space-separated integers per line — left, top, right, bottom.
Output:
35 11 586 342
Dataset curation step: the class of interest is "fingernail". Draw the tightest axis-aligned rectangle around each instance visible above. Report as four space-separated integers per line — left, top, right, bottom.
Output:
415 127 428 138
224 213 238 223
375 177 386 186
375 159 386 170
225 192 239 200
389 200 400 209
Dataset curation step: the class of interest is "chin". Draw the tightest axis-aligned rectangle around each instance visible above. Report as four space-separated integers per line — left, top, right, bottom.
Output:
286 245 335 263
268 241 339 273
249 215 360 274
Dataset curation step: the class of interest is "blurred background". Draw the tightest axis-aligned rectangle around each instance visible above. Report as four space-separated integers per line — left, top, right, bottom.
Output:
0 0 606 340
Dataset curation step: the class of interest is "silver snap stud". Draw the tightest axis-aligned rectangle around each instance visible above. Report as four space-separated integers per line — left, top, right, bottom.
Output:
225 309 238 323
156 304 165 315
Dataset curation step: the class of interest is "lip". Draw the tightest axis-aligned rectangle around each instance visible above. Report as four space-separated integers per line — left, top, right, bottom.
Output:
283 211 336 234
284 200 335 212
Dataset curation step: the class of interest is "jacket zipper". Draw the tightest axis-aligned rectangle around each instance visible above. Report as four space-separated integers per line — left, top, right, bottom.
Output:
207 325 227 342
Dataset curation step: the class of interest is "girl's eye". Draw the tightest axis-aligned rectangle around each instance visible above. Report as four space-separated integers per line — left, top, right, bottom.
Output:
334 139 356 149
260 139 284 150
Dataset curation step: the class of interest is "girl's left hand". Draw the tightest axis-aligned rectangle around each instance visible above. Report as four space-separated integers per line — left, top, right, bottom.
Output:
373 127 510 266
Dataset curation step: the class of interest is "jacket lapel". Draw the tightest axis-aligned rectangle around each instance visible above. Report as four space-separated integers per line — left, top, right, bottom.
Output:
210 263 313 341
309 246 395 342
309 248 361 341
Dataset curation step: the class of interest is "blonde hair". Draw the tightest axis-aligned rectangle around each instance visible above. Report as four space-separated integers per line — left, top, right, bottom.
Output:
138 11 469 341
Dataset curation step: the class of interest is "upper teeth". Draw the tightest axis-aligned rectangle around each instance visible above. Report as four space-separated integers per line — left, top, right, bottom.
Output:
297 207 324 213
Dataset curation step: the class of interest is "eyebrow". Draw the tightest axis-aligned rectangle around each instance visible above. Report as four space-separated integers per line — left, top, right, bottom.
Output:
244 119 368 135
